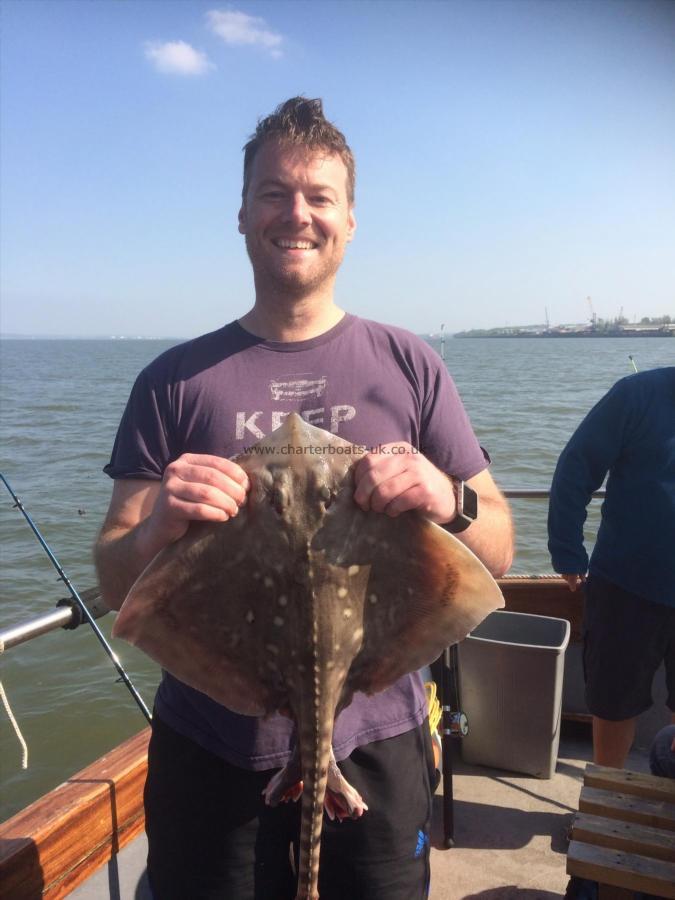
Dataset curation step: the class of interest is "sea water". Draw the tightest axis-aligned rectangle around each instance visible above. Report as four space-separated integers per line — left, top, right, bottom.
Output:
1 335 672 818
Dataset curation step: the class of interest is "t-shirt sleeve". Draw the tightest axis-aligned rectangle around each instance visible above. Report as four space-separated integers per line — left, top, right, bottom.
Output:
103 368 173 480
420 361 489 480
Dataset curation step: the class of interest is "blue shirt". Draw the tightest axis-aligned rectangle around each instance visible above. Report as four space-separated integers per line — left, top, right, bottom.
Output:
548 367 675 608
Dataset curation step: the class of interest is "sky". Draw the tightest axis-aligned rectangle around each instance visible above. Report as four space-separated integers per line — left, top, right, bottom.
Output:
1 0 674 337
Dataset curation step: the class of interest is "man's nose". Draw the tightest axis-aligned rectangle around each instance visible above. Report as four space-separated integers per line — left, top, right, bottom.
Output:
283 193 311 226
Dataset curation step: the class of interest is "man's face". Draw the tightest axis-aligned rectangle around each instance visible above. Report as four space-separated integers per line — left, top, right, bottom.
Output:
238 140 356 297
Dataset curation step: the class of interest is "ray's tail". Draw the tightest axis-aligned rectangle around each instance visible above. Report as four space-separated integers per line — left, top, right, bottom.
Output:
294 667 335 900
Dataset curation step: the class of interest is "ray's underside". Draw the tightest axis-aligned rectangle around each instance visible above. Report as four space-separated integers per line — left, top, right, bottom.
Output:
113 413 503 899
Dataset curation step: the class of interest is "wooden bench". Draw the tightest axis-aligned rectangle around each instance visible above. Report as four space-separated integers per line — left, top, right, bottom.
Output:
567 763 675 899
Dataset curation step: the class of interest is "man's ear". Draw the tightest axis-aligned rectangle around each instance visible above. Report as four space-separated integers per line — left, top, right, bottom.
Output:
346 208 357 243
238 205 246 235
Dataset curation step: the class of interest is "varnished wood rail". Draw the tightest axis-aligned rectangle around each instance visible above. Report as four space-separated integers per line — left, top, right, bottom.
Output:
0 729 150 899
498 575 584 643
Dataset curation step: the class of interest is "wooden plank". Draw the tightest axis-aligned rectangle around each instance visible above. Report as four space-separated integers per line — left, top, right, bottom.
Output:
45 814 145 900
572 812 675 862
579 785 675 833
0 728 150 900
498 576 583 642
585 763 675 803
568 840 675 898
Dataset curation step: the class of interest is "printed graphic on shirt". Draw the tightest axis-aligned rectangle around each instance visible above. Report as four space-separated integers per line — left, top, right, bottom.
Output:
235 406 356 440
270 374 327 402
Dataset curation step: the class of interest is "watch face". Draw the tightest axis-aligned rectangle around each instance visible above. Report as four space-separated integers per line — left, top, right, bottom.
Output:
462 485 478 520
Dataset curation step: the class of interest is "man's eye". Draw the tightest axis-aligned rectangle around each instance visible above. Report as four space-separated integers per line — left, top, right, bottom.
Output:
312 196 331 205
262 191 284 200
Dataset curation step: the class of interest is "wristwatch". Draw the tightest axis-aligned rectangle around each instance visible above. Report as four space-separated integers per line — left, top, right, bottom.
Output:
446 479 478 533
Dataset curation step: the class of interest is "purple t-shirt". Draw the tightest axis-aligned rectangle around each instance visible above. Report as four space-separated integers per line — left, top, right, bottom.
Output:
105 314 488 769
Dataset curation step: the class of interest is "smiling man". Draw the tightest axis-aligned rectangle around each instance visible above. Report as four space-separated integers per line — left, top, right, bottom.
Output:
239 142 356 306
95 97 513 900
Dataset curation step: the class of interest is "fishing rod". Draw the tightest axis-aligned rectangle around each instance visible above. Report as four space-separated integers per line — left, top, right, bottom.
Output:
0 472 151 723
629 355 639 373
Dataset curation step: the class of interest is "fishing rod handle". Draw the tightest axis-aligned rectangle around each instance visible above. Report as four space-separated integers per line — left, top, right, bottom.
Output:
1 588 109 651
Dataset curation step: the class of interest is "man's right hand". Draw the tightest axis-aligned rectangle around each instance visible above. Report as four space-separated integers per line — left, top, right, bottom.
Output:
147 453 250 547
95 455 250 610
561 573 587 592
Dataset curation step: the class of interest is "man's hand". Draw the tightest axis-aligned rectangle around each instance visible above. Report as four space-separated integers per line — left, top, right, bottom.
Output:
561 573 587 592
95 454 250 610
353 443 455 524
148 453 250 547
353 448 513 577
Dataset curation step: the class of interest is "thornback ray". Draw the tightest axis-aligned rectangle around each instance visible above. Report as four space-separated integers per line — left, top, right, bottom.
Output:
112 412 504 900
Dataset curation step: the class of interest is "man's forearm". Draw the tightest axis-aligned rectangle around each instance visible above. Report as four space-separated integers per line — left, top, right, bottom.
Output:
547 468 591 576
94 520 165 611
456 496 514 577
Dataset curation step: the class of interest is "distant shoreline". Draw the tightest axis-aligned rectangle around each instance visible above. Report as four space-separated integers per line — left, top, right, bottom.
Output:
455 329 673 339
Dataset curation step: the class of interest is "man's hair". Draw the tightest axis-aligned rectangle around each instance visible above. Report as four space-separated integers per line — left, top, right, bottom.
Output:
242 97 355 204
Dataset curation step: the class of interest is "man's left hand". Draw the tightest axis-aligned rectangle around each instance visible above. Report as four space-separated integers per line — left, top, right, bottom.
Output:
353 443 456 524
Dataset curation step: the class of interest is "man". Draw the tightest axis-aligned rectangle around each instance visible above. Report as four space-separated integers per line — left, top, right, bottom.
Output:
548 367 675 769
95 97 513 900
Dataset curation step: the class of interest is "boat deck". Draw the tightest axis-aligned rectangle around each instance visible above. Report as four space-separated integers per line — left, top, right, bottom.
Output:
65 722 652 900
429 721 653 899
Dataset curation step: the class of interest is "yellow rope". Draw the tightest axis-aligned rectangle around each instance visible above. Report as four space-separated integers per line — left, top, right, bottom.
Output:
425 681 442 736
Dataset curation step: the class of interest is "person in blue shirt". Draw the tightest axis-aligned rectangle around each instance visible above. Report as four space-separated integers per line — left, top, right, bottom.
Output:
548 367 675 768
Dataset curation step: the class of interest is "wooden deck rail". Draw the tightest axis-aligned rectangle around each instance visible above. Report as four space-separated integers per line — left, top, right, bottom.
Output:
499 575 584 642
0 729 150 900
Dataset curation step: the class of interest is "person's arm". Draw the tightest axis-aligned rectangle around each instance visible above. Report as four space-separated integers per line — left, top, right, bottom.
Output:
94 454 249 611
95 479 161 611
458 468 513 576
547 380 630 587
353 446 513 577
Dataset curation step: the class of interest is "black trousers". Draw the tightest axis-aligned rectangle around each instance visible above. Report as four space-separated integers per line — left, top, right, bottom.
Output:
583 574 675 719
144 714 434 899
